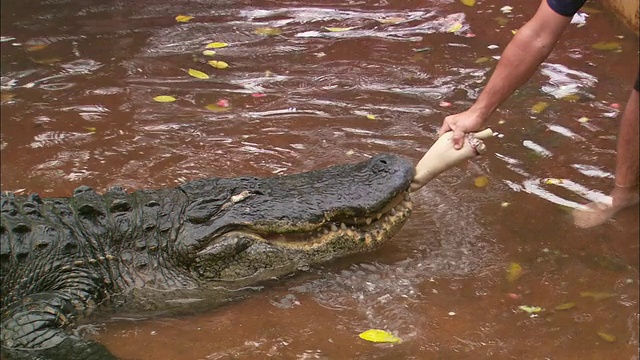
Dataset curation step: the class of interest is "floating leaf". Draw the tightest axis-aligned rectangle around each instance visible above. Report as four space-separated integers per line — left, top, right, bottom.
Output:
413 47 432 53
175 15 194 23
474 176 489 188
531 101 549 114
85 127 97 133
577 116 589 123
495 16 509 26
555 302 576 311
561 94 580 101
597 331 616 343
206 42 228 49
358 329 402 343
447 23 463 33
461 0 476 6
188 68 209 79
25 44 48 52
202 50 216 56
506 262 522 282
324 27 355 32
208 60 229 69
254 27 283 36
376 17 405 25
511 29 518 35
544 178 563 185
475 57 491 64
153 95 177 103
580 291 616 300
518 305 542 314
366 114 376 120
591 42 621 51
205 103 230 112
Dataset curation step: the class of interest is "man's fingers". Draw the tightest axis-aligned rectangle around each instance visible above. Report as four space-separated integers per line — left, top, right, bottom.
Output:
451 128 466 149
438 122 452 137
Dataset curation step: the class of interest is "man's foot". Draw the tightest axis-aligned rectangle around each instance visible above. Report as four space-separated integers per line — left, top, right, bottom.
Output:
572 191 639 228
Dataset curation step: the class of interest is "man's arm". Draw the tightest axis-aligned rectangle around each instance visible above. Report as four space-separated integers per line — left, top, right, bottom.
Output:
439 0 573 148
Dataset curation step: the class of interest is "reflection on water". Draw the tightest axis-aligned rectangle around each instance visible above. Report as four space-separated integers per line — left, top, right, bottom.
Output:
1 0 638 358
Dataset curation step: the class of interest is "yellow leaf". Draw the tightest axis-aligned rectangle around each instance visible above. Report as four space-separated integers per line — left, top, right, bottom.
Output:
25 44 48 52
511 29 518 35
153 95 177 103
544 178 563 185
205 104 230 112
254 27 283 36
461 0 476 6
376 17 405 25
447 23 463 33
202 50 216 56
175 15 194 23
518 305 542 314
577 116 589 123
206 42 229 49
494 16 509 26
597 331 616 343
561 94 580 101
366 114 376 120
531 101 549 114
580 291 616 301
358 329 402 343
324 27 355 32
85 127 97 133
555 302 576 311
208 60 229 69
188 68 209 79
506 262 522 282
591 42 621 51
474 176 489 188
475 57 490 64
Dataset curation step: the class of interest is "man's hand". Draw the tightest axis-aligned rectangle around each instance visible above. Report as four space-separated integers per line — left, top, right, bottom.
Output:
438 110 486 149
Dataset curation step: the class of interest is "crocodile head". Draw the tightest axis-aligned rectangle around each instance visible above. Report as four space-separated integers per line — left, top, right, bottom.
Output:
176 154 414 284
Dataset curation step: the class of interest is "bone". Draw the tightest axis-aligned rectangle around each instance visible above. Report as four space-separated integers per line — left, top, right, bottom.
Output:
410 128 494 192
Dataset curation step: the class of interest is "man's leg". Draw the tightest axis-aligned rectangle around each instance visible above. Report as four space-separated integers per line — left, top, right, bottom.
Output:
573 84 639 228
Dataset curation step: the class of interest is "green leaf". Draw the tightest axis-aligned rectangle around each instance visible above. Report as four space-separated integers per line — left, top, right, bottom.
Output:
461 0 476 6
202 50 216 56
358 329 402 343
447 23 463 33
475 57 491 64
531 101 549 114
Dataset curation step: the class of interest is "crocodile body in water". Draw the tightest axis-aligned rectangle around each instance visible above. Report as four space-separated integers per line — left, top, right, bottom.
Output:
0 154 414 360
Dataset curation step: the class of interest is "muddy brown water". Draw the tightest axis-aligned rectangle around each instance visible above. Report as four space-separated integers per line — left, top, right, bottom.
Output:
1 0 638 359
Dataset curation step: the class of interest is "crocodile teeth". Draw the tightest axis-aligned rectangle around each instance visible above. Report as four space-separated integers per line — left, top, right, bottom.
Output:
404 192 411 201
331 224 338 232
323 229 329 235
340 223 347 230
376 213 382 220
390 208 397 215
365 218 372 225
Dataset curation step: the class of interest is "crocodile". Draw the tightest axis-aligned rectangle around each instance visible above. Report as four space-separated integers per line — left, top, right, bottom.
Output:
0 154 414 360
